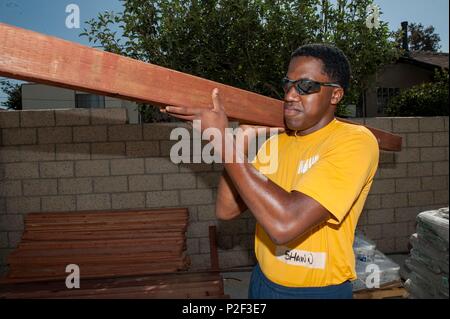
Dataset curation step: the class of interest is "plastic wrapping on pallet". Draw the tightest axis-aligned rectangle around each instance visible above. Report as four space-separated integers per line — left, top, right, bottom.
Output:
352 250 401 291
353 231 377 263
405 207 449 299
416 207 449 245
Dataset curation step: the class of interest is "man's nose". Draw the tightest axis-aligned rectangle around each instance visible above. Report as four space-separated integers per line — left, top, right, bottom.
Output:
284 85 301 102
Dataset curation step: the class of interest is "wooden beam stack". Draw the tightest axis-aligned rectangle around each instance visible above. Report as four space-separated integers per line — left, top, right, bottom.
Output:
0 208 228 298
3 209 189 283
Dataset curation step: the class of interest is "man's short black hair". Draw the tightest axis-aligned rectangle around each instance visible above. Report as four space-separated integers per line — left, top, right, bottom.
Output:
291 44 351 93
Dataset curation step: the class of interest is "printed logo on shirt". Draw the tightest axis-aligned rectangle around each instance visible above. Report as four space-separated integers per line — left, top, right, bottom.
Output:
297 155 320 174
275 246 327 269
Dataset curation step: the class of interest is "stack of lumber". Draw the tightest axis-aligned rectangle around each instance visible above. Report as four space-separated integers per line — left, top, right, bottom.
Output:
2 209 189 283
0 272 227 299
0 208 228 298
404 207 449 299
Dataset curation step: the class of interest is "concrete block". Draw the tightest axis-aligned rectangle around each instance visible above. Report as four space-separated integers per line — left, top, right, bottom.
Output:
73 126 107 142
55 109 90 126
381 193 408 209
434 190 449 205
77 194 111 211
377 163 407 178
0 111 19 128
108 125 142 141
433 161 449 176
0 146 21 163
163 173 196 190
75 160 109 177
407 162 433 177
2 128 36 145
395 148 420 163
23 179 57 196
395 178 421 192
6 197 40 215
420 147 448 162
145 158 179 174
382 222 409 238
110 159 144 175
0 180 22 197
91 142 125 160
146 191 179 208
38 127 72 144
91 108 127 125
20 110 55 127
180 189 213 205
56 144 90 161
112 193 145 209
367 208 395 224
421 176 448 191
8 231 23 248
406 133 432 147
4 162 39 179
433 132 449 147
408 191 434 206
21 144 55 162
364 194 381 210
0 215 23 231
392 118 419 133
39 162 73 178
93 176 127 193
58 178 93 195
419 117 445 132
370 179 395 194
126 141 159 157
41 196 76 212
128 175 162 192
365 117 392 131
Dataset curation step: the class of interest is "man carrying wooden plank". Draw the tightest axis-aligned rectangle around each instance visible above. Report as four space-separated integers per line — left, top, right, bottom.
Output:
164 44 379 299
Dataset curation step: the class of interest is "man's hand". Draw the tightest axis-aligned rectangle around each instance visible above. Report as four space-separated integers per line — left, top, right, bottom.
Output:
162 88 229 135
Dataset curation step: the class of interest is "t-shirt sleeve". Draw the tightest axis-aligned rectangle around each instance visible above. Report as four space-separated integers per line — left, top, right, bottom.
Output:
292 131 379 224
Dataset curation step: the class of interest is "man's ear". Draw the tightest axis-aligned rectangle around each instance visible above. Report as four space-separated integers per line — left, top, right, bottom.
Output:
330 87 344 105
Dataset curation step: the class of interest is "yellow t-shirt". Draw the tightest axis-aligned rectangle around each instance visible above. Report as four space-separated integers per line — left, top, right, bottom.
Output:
251 118 379 287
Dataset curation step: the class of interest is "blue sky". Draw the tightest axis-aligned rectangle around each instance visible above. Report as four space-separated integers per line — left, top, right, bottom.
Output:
0 0 449 103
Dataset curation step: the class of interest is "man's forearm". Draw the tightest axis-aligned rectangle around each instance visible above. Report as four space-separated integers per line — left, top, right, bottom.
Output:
220 132 302 244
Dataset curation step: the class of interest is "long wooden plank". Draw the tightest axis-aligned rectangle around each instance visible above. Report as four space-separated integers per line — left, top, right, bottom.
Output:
0 22 281 127
0 23 401 151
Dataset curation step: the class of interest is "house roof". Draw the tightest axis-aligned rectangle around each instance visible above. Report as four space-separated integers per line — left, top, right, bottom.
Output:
405 51 449 69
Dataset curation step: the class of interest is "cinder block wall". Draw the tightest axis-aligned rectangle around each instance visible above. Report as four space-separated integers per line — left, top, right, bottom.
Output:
0 110 448 275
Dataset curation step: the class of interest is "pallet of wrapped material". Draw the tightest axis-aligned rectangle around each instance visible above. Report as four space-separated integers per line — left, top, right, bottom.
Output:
352 250 401 292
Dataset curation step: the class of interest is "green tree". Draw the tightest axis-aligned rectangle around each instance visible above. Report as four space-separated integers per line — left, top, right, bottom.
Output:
0 79 22 110
395 22 441 52
385 69 448 116
81 0 398 121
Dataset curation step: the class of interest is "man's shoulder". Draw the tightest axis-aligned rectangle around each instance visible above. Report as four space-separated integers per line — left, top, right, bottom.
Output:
334 119 378 147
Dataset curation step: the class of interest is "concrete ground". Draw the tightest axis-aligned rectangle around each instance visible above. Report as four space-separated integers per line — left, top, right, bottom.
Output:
221 253 410 299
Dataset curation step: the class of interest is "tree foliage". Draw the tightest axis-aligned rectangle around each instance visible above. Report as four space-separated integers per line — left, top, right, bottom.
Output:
395 22 441 52
0 80 22 110
385 69 448 116
81 0 399 121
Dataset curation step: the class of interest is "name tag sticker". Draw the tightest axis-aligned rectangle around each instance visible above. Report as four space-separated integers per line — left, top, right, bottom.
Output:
275 247 327 269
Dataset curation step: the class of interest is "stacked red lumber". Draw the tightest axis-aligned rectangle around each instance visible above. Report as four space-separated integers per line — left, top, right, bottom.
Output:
0 208 228 299
2 208 189 283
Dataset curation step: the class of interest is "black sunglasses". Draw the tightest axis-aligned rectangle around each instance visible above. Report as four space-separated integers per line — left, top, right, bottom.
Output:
282 77 341 95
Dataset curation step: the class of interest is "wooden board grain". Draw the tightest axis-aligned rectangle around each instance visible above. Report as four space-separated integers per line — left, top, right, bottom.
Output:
0 22 402 151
